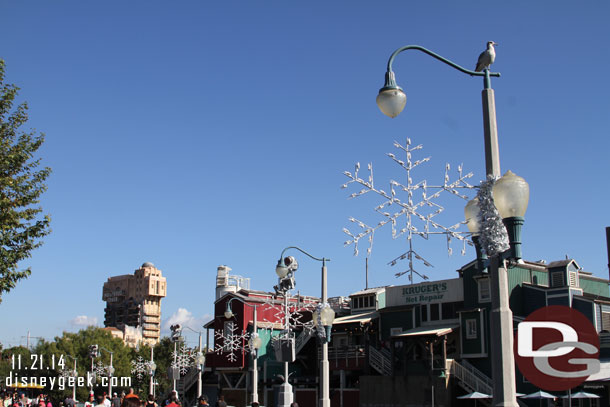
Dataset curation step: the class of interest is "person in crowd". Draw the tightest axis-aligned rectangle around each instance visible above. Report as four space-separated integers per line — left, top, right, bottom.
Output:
250 402 259 407
214 395 226 407
111 393 120 407
164 395 178 407
145 395 156 407
120 396 140 407
102 393 110 407
94 392 106 407
123 390 137 400
197 396 208 407
161 392 177 407
84 393 95 407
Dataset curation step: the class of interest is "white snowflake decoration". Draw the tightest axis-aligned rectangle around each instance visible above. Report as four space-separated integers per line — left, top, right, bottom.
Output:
59 368 76 379
92 361 109 382
343 137 475 282
261 298 317 335
131 356 153 380
214 323 251 362
170 345 195 375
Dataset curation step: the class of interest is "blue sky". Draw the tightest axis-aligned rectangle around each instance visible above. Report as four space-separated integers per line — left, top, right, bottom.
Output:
1 1 609 348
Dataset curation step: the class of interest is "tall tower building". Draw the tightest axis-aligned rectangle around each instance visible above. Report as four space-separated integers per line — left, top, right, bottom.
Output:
102 262 167 346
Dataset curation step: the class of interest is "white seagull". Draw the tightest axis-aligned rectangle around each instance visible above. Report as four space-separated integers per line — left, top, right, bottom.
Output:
475 41 497 72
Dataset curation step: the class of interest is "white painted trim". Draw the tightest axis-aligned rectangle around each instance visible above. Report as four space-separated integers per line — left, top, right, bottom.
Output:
480 309 486 354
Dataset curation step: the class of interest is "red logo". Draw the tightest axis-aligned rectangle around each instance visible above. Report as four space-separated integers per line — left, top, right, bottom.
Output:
514 306 600 390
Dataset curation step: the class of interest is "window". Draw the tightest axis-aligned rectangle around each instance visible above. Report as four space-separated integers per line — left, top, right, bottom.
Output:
551 271 565 287
569 271 579 287
441 302 459 320
364 296 370 308
466 319 477 339
430 303 440 321
421 305 428 322
478 278 491 302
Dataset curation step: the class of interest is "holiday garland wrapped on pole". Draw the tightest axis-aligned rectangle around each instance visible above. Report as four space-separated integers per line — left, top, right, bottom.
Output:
476 176 509 257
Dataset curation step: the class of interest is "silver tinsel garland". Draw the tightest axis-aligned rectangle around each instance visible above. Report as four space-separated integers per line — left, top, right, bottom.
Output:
314 303 328 341
476 176 509 257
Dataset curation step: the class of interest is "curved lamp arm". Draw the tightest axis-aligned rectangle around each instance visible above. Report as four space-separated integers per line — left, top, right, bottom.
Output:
182 326 202 335
226 296 261 311
383 45 500 90
278 246 330 266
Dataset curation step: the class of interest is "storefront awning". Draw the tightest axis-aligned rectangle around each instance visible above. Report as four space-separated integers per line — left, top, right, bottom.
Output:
392 323 459 338
333 310 379 325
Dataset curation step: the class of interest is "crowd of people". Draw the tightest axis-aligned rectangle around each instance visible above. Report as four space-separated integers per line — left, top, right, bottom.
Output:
1 389 299 407
1 389 169 407
2 391 54 407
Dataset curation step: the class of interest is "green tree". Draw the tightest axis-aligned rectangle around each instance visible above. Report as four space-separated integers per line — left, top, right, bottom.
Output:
0 59 51 303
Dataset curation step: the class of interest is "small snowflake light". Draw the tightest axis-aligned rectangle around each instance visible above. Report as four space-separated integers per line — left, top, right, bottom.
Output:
59 367 77 379
170 345 195 375
92 361 109 381
343 137 475 282
131 356 154 380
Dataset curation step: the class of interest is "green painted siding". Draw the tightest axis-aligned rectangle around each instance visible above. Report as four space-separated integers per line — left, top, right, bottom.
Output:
378 292 386 309
461 311 484 356
579 277 610 297
531 270 548 286
380 309 413 340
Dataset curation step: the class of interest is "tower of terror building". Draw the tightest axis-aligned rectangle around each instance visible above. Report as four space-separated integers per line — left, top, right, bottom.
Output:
102 262 166 346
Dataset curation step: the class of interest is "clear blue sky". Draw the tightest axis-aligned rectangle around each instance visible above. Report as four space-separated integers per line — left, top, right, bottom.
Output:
1 1 609 348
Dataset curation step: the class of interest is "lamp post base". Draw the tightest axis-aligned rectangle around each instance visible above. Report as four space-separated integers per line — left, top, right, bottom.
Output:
277 382 293 407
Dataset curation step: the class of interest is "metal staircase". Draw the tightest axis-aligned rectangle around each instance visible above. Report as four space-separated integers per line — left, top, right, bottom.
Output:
295 328 314 353
448 359 493 394
368 345 392 376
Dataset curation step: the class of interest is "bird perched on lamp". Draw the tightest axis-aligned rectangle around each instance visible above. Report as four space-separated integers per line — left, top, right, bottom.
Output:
475 41 497 72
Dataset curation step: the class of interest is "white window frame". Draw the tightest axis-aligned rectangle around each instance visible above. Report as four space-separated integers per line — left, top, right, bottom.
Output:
466 319 477 339
390 327 403 336
478 278 491 303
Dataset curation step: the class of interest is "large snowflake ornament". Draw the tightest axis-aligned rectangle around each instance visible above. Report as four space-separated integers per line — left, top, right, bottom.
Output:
214 323 251 362
171 345 195 375
131 356 153 380
343 137 475 282
260 297 317 335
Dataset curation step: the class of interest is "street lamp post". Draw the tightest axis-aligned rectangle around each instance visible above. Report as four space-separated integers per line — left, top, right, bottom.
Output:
170 324 183 393
276 246 332 407
149 347 157 397
224 298 263 405
88 344 99 393
183 326 206 399
376 45 518 407
65 355 78 402
99 347 114 397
